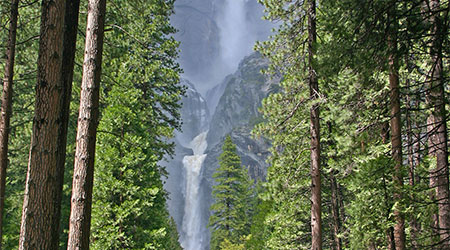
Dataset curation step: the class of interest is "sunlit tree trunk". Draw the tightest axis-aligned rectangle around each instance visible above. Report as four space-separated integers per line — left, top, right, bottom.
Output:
18 1 67 249
387 4 406 250
308 0 322 249
67 0 106 248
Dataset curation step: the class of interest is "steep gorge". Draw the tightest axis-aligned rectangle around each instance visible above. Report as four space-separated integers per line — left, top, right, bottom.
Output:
164 53 279 249
165 1 274 249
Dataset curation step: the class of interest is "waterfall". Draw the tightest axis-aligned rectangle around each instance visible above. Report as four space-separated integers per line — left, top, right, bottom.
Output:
180 131 208 250
219 0 252 73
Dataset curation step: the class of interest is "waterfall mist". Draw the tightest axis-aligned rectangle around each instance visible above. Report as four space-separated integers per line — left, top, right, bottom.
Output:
180 132 208 250
218 0 252 74
171 0 271 94
166 1 273 249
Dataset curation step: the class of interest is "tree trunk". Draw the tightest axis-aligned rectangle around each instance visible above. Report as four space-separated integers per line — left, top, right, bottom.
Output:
330 171 342 250
387 5 406 250
0 0 19 248
406 77 419 250
425 0 450 247
67 0 106 248
308 0 322 249
56 0 81 231
18 1 67 249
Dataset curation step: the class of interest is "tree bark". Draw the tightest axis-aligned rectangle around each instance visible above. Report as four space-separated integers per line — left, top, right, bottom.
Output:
308 0 322 249
67 0 106 248
0 0 19 248
18 1 68 249
406 75 419 250
56 0 81 229
387 5 406 250
425 0 450 247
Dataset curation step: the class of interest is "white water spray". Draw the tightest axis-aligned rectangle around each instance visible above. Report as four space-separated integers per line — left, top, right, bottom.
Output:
181 132 208 250
219 0 253 73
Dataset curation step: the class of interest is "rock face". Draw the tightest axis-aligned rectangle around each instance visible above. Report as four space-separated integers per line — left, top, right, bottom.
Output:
165 53 279 250
171 0 221 90
197 53 279 249
206 53 277 146
176 79 210 147
171 0 273 94
168 1 276 247
204 52 279 188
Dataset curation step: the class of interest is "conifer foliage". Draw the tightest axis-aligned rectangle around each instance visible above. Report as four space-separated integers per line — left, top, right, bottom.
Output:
0 0 183 248
209 135 253 250
249 0 450 249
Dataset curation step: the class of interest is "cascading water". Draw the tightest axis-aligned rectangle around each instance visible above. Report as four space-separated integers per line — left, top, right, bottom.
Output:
180 131 208 250
219 0 252 74
167 0 273 248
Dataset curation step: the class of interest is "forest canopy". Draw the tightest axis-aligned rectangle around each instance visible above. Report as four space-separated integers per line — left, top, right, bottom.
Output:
0 0 449 249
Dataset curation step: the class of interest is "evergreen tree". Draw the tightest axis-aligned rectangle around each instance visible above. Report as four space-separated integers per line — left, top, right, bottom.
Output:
209 135 253 250
255 0 327 248
0 2 40 248
245 183 272 250
67 0 106 248
254 0 450 248
89 0 183 248
19 1 73 248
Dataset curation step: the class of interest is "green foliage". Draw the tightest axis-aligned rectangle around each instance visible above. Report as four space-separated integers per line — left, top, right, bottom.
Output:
252 0 450 248
90 0 183 249
0 1 40 248
209 136 254 250
245 184 272 250
219 237 247 250
2 0 183 249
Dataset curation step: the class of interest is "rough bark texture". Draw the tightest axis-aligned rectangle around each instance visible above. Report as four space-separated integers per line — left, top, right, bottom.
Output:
425 0 450 247
18 1 67 249
387 8 406 249
67 0 106 248
52 0 81 245
0 0 19 248
308 0 322 249
56 0 81 235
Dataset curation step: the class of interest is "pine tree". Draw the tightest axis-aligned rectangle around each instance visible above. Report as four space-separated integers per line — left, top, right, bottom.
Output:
0 2 40 248
19 1 68 248
67 0 106 248
307 0 322 248
209 135 253 250
89 0 183 248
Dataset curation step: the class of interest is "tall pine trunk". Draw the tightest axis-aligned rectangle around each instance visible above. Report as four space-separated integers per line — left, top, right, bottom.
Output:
308 0 322 249
425 0 450 246
18 1 68 249
56 0 81 223
0 0 19 248
67 0 106 248
406 75 420 250
387 4 406 250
